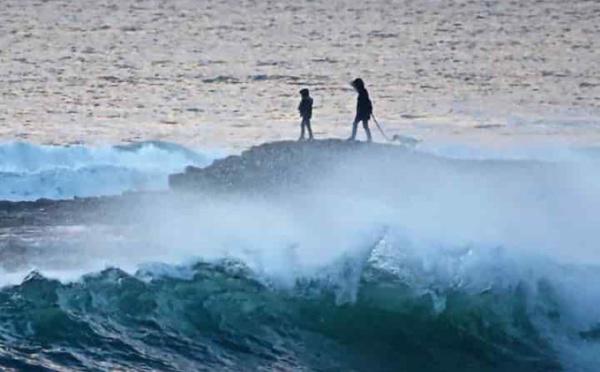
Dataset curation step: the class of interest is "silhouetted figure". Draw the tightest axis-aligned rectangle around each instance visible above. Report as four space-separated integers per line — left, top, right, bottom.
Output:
298 88 314 140
348 78 372 142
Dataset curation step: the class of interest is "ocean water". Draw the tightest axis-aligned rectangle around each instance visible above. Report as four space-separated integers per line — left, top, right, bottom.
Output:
0 141 217 201
1 0 600 370
1 141 600 370
0 0 599 148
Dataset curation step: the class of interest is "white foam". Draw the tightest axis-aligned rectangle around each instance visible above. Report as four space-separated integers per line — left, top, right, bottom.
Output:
0 141 218 200
2 141 600 369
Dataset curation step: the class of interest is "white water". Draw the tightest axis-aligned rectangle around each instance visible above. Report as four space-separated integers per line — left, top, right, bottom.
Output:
0 141 218 200
2 141 600 369
3 141 600 277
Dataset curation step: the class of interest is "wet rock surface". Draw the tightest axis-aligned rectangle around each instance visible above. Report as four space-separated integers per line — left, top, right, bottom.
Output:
0 139 547 228
169 139 418 193
0 193 158 228
0 140 414 226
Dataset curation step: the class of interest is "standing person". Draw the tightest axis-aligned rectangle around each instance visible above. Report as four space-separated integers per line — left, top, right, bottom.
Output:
348 78 372 142
298 88 314 141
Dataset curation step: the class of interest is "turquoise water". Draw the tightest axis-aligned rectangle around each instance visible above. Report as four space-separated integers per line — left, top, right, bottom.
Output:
2 140 600 370
0 260 565 371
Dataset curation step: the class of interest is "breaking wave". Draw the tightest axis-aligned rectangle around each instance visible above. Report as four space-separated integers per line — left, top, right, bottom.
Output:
1 140 600 371
0 141 214 201
1 235 599 371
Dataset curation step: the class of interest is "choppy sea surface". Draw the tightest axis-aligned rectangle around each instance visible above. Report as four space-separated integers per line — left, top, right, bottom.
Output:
1 0 600 371
0 140 598 371
0 0 599 148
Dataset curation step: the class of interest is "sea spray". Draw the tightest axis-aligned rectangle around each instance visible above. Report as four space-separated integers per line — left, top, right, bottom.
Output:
1 140 600 370
0 141 215 200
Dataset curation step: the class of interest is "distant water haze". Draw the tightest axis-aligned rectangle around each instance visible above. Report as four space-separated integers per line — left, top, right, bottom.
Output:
0 0 598 148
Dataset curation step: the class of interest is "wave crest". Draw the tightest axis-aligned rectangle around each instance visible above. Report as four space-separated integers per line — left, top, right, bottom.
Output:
0 141 213 200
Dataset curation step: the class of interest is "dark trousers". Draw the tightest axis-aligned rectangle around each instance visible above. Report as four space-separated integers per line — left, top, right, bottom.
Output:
299 118 313 140
350 118 372 142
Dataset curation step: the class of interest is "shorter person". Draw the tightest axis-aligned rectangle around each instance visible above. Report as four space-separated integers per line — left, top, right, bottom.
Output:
298 88 314 141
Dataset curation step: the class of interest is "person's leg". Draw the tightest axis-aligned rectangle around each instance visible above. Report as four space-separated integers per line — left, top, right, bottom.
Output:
362 119 372 142
348 118 359 140
306 119 314 140
299 119 305 140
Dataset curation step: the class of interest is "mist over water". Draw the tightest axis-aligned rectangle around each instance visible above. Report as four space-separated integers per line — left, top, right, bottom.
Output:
0 0 599 368
1 142 600 370
0 141 214 200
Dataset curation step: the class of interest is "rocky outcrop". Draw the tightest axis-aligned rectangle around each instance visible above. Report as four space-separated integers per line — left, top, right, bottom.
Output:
0 192 165 228
0 139 549 228
168 139 415 193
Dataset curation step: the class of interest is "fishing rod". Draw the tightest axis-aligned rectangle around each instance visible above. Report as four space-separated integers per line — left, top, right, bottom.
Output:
371 112 392 142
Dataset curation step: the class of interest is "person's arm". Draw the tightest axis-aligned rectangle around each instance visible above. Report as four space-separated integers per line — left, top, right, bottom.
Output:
300 99 311 117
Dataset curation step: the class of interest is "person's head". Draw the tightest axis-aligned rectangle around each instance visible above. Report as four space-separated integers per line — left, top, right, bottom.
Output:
299 88 310 98
351 78 365 91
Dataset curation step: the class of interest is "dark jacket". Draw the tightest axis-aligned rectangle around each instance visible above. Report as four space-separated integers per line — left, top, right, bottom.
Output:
355 88 372 121
299 97 313 119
